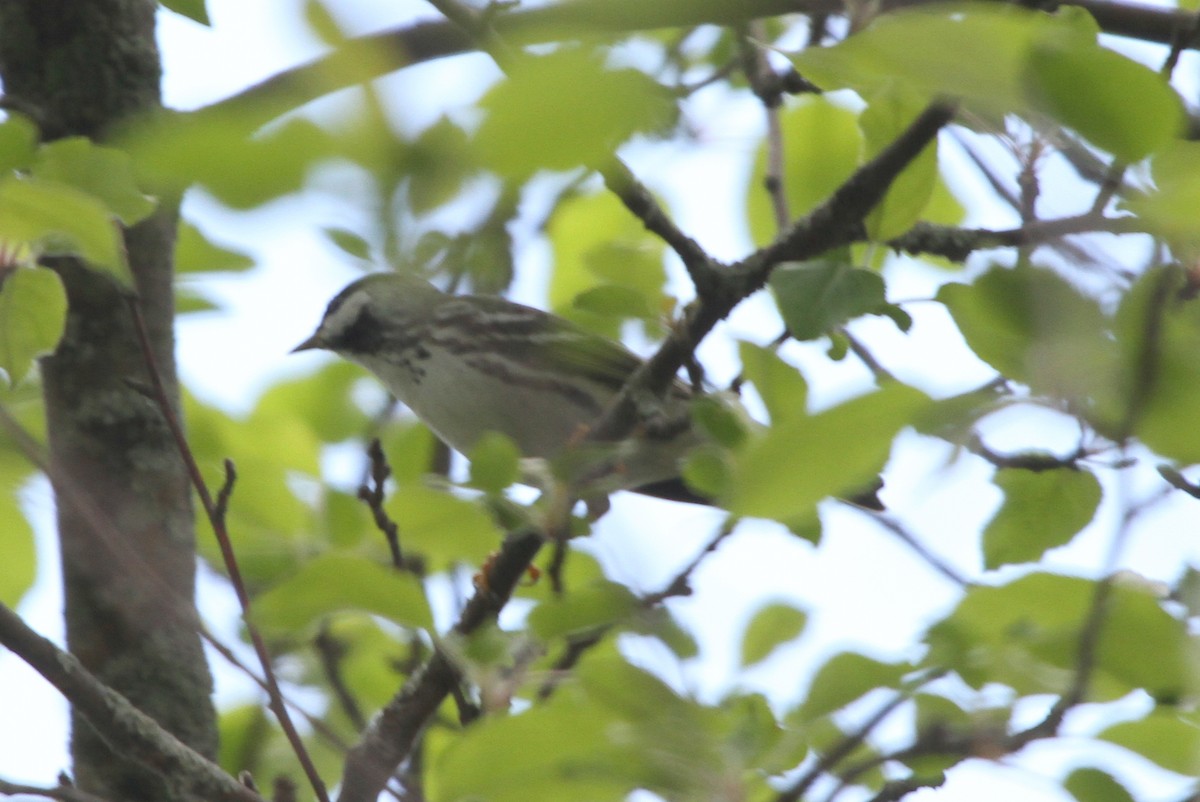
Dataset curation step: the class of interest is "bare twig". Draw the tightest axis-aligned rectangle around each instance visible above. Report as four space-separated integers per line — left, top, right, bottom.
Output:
853 510 971 588
0 777 111 802
314 626 368 731
126 298 330 802
358 439 424 574
538 518 737 699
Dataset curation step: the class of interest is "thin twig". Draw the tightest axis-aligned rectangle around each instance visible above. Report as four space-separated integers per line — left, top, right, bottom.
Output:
358 439 424 573
126 298 330 802
0 777 111 802
538 518 737 699
853 510 971 588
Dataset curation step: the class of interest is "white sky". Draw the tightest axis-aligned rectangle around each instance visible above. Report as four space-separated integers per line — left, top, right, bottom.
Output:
1 1 1198 800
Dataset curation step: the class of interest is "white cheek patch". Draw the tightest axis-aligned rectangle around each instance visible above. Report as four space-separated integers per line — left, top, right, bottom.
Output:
322 289 372 340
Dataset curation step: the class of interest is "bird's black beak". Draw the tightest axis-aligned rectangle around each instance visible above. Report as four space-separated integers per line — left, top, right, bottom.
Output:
290 334 324 353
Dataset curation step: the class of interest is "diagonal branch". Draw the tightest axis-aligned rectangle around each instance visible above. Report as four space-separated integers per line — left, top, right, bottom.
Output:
337 530 544 802
205 0 1200 129
0 603 261 802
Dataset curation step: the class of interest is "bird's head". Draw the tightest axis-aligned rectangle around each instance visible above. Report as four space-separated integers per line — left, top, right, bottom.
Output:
292 272 442 357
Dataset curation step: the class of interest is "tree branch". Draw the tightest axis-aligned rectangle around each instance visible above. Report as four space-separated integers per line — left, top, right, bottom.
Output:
0 603 261 802
336 530 544 802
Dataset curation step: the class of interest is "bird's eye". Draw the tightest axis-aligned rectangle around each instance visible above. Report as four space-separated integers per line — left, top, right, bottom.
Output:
335 307 384 354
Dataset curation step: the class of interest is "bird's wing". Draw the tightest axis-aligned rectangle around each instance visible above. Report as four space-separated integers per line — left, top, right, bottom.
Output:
464 295 648 392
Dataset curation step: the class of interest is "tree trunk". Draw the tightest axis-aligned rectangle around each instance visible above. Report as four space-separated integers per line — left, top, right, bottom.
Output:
0 2 217 799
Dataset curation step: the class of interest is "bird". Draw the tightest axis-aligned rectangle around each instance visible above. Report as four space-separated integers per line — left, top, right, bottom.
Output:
292 272 710 504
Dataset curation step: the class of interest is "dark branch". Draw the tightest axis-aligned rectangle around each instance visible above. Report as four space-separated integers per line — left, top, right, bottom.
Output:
0 604 261 802
336 530 544 802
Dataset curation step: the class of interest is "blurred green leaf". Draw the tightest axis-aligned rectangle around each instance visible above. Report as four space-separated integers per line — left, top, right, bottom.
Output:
386 484 503 568
0 115 37 176
926 572 1197 700
160 0 210 24
738 341 808 424
726 383 927 524
477 50 674 178
0 453 35 605
528 581 639 641
1115 267 1200 462
323 227 372 261
770 258 888 341
1026 35 1182 163
408 118 477 214
1126 142 1200 240
938 265 1114 401
256 361 371 444
127 112 334 208
740 601 807 667
547 190 665 338
1064 767 1136 802
983 468 1102 569
467 432 521 494
1100 710 1200 776
792 5 1067 116
0 267 67 385
860 91 939 240
747 97 862 245
32 138 155 225
0 178 129 280
252 552 432 633
793 652 908 722
174 221 254 274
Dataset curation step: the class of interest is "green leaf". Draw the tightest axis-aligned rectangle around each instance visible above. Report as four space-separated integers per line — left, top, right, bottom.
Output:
255 361 371 443
175 221 254 274
1064 768 1136 802
386 484 503 568
252 552 432 633
477 50 674 178
468 432 521 494
793 652 908 722
547 190 665 339
160 0 210 25
0 178 129 280
690 394 752 448
127 112 335 209
738 341 808 424
982 468 1102 569
1025 36 1182 162
938 265 1113 401
0 115 37 176
408 118 476 213
1125 142 1200 239
323 227 372 262
926 572 1197 700
860 91 939 240
792 5 1068 117
681 443 732 498
0 454 35 605
32 138 155 225
746 97 862 245
770 259 888 341
431 687 633 802
726 383 927 524
1100 710 1200 776
1115 267 1200 462
0 267 67 384
741 601 807 668
528 581 639 641
572 284 657 320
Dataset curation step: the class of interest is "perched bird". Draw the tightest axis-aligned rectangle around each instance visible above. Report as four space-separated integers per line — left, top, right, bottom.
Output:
293 272 708 503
